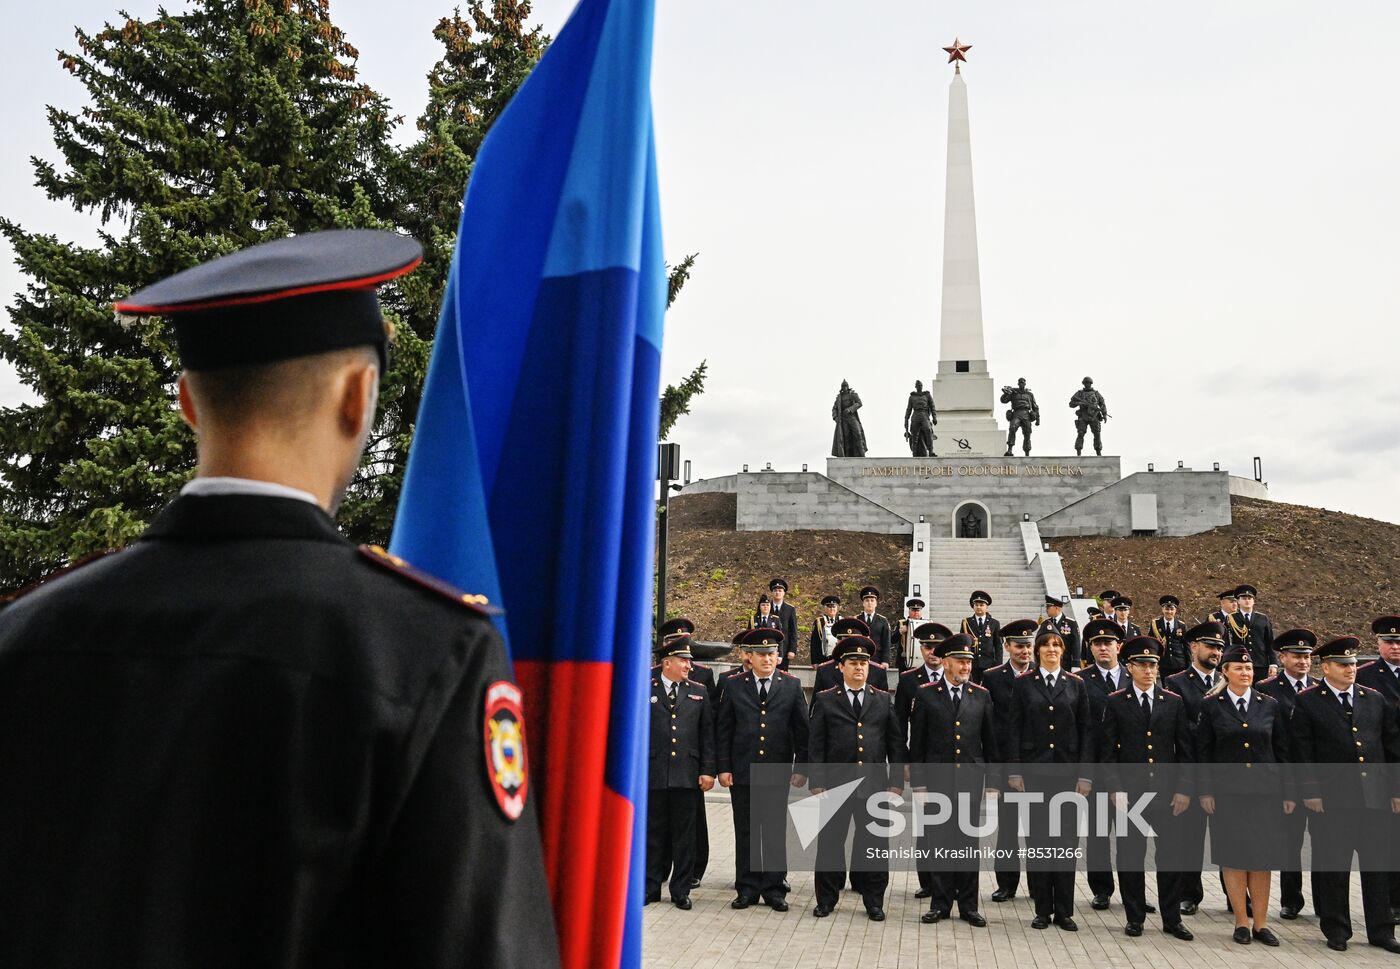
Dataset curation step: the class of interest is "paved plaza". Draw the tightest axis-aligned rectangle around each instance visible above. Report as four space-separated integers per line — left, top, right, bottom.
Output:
643 795 1396 968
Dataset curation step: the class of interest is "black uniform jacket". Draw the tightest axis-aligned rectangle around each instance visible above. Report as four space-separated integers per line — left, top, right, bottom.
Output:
773 601 799 666
1038 615 1081 668
716 669 810 784
1357 660 1400 704
1147 617 1190 675
908 680 999 789
1005 669 1093 770
811 659 843 701
1290 683 1400 810
961 614 1002 677
809 684 904 789
0 494 559 968
1221 611 1277 670
981 661 1027 762
809 614 840 665
1096 686 1195 795
1164 666 1217 725
649 675 717 788
1193 689 1290 797
895 664 942 735
1255 673 1312 724
857 612 893 666
1080 664 1128 759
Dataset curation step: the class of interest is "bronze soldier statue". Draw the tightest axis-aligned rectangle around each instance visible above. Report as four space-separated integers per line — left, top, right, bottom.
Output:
1069 376 1109 456
904 381 938 457
1001 378 1039 457
831 380 868 458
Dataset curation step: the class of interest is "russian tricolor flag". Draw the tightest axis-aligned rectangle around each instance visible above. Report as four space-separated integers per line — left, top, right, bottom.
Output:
389 0 663 966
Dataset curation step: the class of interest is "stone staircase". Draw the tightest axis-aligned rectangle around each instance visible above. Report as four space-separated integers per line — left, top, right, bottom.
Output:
922 536 1050 630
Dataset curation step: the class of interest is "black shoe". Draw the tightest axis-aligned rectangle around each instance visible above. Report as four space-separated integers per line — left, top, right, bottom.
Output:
1031 915 1050 930
1252 927 1279 946
921 909 947 924
645 890 661 905
688 877 702 890
672 896 692 911
1164 923 1194 941
1392 907 1400 925
767 898 790 913
1145 903 1156 914
1280 905 1299 920
867 907 886 922
1329 939 1349 952
1125 923 1143 937
1091 894 1111 910
731 895 756 910
1233 927 1252 945
991 889 1016 903
961 911 988 927
813 905 832 918
1370 938 1400 953
782 879 791 893
1179 900 1199 916
1056 916 1079 932
915 887 933 899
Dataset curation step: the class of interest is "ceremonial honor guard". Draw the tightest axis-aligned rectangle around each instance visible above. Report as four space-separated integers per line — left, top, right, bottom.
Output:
985 619 1038 902
1164 621 1226 915
895 597 928 670
1097 637 1196 941
809 594 842 665
1208 588 1240 625
962 590 1002 683
857 586 893 668
1006 629 1094 931
1255 628 1318 920
1081 618 1128 911
646 636 717 909
716 629 809 913
767 578 799 670
0 231 561 966
1111 596 1142 639
1195 645 1293 946
1148 595 1190 677
809 636 905 921
811 617 870 697
908 633 996 926
1292 635 1400 953
1232 584 1278 682
1038 596 1081 669
895 621 952 900
1358 616 1400 919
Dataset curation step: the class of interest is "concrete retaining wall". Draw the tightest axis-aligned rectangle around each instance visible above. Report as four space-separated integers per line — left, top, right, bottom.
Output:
735 472 912 534
679 475 739 495
1229 476 1270 500
1037 471 1232 538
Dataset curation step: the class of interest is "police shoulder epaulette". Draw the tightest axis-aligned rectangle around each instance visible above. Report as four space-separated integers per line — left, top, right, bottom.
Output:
1297 682 1322 696
1257 674 1279 686
969 682 989 693
1108 686 1129 697
817 685 841 696
1014 668 1038 679
1065 669 1084 680
1356 683 1378 698
1357 659 1379 672
815 659 835 669
779 670 798 679
358 545 500 616
1159 687 1182 700
1 547 122 607
900 666 922 677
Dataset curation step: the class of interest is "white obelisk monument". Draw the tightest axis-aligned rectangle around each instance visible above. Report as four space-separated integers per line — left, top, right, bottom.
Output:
930 40 1004 457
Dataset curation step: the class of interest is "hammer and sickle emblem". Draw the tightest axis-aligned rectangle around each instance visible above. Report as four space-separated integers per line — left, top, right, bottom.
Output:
955 438 972 450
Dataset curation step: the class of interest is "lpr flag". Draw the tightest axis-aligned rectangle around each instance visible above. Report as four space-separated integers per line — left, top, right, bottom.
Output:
388 0 663 966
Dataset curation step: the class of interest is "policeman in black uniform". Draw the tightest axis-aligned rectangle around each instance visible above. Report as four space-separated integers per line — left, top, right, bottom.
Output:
962 590 1002 683
809 635 904 921
646 636 717 909
856 585 893 668
909 633 997 927
1097 637 1196 941
1111 595 1142 638
1147 595 1190 677
1038 596 1081 669
1255 628 1318 920
767 578 799 670
896 620 951 899
656 617 715 892
1232 584 1278 682
1006 627 1094 931
1164 621 1225 916
717 628 809 912
809 594 843 665
1080 618 1127 911
811 617 870 697
985 618 1039 902
1292 635 1400 953
0 231 560 968
1359 616 1400 918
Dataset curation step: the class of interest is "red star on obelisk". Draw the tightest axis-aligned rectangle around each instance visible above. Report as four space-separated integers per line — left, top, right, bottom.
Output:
943 38 972 73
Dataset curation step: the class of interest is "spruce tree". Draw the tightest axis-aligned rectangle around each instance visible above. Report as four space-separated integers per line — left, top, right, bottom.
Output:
0 0 398 592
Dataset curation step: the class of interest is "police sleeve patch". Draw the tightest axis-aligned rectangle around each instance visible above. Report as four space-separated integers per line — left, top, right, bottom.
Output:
483 680 529 821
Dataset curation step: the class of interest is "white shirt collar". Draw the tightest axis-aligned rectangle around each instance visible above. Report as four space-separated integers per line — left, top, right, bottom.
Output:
1326 682 1354 702
1289 675 1309 691
1134 685 1153 703
923 664 941 679
1386 662 1400 675
1228 687 1253 706
1038 666 1061 681
182 476 319 506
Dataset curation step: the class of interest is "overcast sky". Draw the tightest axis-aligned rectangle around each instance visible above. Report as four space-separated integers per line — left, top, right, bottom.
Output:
3 0 1398 524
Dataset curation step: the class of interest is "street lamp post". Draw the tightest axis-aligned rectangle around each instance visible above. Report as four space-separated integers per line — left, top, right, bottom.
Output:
656 443 682 642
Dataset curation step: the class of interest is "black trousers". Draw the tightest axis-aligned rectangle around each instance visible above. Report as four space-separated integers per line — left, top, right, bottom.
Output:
1312 805 1394 944
994 791 1022 894
1116 802 1182 927
693 788 709 880
730 784 788 901
1024 776 1079 920
815 784 889 910
1086 791 1116 899
921 787 986 915
646 787 697 901
1175 799 1208 905
1279 802 1309 911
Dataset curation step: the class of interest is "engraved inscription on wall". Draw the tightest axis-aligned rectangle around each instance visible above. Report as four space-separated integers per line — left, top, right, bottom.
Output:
858 464 1086 478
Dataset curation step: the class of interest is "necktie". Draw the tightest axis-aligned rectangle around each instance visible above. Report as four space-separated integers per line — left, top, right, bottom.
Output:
758 678 769 702
850 689 863 717
1237 697 1247 716
1045 674 1055 691
1140 692 1151 716
1341 691 1353 717
951 686 962 710
668 682 677 704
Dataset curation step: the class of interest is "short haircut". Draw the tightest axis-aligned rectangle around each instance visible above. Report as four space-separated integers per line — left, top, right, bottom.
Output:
185 345 378 430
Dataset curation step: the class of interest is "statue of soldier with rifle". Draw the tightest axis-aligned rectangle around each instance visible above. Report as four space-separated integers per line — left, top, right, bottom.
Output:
1069 376 1110 456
